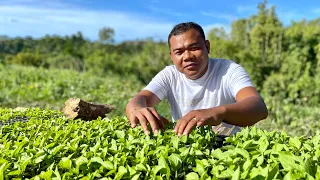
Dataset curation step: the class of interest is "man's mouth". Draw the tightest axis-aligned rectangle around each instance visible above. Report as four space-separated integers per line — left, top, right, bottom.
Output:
184 63 197 69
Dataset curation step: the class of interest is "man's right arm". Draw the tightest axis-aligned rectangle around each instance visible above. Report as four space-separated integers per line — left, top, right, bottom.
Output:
126 90 168 134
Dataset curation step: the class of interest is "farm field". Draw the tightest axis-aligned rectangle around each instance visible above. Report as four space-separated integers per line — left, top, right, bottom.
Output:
0 65 319 179
0 108 320 179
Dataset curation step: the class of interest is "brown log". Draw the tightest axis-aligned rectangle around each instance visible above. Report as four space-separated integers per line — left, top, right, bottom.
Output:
61 98 115 120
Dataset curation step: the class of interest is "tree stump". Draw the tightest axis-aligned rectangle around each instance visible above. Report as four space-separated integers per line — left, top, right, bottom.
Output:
61 98 115 120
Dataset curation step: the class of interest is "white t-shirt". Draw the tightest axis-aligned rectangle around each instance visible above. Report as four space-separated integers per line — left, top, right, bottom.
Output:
144 58 253 134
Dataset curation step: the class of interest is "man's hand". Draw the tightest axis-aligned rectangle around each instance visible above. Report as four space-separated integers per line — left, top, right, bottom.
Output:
128 107 169 135
174 107 226 136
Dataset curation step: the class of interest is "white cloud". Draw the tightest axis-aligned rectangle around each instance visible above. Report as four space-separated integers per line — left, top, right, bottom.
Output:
147 5 186 17
237 5 256 14
201 11 237 22
203 23 231 35
0 4 174 42
276 10 308 25
312 8 320 14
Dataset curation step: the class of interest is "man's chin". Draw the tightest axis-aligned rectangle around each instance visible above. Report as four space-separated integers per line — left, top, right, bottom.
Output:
184 72 200 80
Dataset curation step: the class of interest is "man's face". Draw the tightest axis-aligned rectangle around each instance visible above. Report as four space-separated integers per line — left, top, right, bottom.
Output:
169 28 210 80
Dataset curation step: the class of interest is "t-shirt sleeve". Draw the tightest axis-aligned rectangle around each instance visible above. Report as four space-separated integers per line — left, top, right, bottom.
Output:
143 66 171 100
228 63 254 98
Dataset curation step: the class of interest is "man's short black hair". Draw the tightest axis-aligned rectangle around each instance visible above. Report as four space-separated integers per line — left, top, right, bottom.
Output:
168 22 206 47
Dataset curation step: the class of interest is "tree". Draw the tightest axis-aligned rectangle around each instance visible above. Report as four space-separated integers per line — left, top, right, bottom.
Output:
98 27 115 44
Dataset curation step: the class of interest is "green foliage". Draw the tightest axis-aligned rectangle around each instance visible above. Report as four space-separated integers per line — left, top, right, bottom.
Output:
256 104 320 137
0 0 319 148
99 27 115 44
0 65 144 117
0 108 319 179
262 18 320 106
9 52 48 68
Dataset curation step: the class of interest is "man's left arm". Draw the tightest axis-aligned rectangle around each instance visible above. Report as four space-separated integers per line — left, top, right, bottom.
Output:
219 86 268 127
174 87 268 136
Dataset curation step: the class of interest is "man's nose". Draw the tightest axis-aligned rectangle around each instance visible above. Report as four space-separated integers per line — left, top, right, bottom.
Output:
183 50 193 61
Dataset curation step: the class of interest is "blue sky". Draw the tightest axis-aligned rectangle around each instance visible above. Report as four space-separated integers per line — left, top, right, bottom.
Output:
0 0 319 42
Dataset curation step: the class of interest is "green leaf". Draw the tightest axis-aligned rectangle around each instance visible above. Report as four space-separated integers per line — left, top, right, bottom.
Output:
131 174 140 180
34 154 46 164
158 155 167 167
267 163 279 180
193 159 205 175
218 168 234 178
256 155 264 167
39 169 53 180
46 142 57 149
103 161 114 170
168 154 182 170
303 143 313 151
234 148 250 159
114 166 127 180
20 156 32 172
52 145 65 156
278 152 304 172
258 138 269 152
312 135 320 147
91 157 113 170
135 164 147 172
243 159 252 170
316 166 320 180
115 130 125 139
180 135 188 143
289 137 301 149
75 156 88 167
110 139 117 152
186 172 199 180
152 165 165 176
231 167 240 180
90 140 101 154
53 166 61 180
7 169 20 176
242 139 254 149
283 170 294 180
59 157 72 170
171 136 179 149
273 143 284 152
304 158 316 177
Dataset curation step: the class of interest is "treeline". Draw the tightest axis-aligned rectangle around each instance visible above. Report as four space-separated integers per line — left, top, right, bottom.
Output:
0 1 319 108
0 33 170 84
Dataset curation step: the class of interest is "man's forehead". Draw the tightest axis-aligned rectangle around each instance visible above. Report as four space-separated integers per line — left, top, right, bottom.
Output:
171 29 201 40
169 30 203 49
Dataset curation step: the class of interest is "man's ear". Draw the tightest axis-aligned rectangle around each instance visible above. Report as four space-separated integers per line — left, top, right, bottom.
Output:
169 51 174 63
205 40 210 54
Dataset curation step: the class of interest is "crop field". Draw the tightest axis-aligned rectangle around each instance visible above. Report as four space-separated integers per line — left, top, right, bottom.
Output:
0 108 319 179
0 65 319 179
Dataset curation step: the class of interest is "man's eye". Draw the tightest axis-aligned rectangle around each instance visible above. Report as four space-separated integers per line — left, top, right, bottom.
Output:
190 47 199 51
175 51 182 55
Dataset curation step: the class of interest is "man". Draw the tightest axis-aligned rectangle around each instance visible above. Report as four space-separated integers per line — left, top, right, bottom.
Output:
126 22 268 136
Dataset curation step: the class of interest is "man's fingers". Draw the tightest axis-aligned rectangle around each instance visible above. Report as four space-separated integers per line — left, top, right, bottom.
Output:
196 118 206 127
136 114 150 135
143 109 160 133
176 118 192 136
183 118 197 135
175 111 195 135
149 108 164 129
174 119 181 133
129 114 139 128
149 108 161 120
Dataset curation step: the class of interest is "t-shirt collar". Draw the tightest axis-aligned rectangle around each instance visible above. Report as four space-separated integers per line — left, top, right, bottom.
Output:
184 58 211 84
